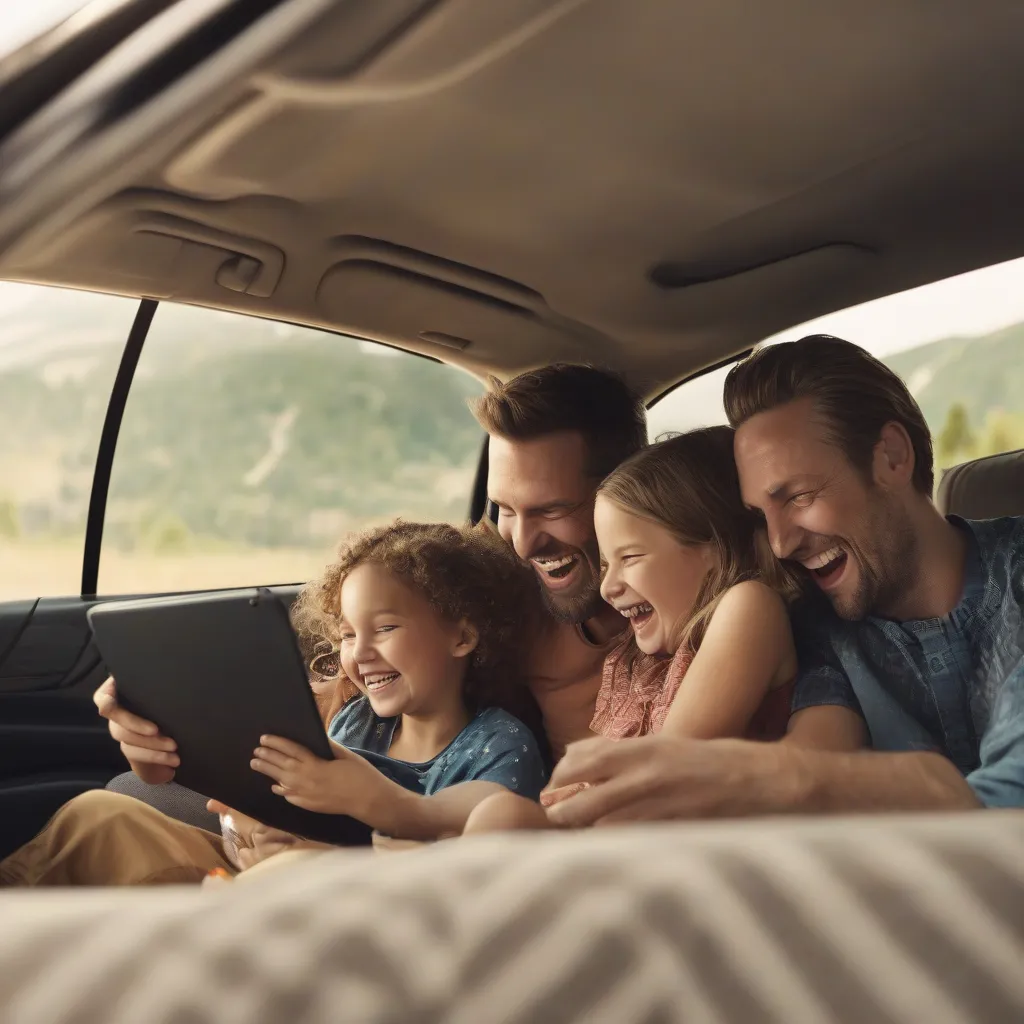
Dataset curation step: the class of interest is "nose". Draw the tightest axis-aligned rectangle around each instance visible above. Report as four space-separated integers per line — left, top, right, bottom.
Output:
509 517 543 562
764 506 800 561
352 631 375 666
600 562 623 604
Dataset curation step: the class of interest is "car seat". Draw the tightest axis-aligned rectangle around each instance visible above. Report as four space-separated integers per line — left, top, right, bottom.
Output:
935 447 1024 518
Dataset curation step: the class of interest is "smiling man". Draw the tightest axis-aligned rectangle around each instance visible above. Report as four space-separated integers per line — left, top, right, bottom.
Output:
546 336 1024 825
472 364 646 757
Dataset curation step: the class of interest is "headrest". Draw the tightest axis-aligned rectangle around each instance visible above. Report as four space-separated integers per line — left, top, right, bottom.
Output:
936 448 1024 519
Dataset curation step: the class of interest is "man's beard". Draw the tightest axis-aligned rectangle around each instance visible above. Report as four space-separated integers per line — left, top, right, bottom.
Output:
532 545 605 625
832 495 919 621
539 569 605 625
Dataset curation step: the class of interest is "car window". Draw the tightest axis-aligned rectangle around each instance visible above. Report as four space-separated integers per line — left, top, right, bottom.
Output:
646 362 732 440
0 281 136 600
649 255 1024 484
99 303 484 594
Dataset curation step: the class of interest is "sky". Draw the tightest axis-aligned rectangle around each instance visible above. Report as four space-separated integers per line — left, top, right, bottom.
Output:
764 254 1024 358
648 253 1024 434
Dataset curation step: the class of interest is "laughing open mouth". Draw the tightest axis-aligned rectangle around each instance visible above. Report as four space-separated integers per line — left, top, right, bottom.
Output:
532 553 578 580
803 546 848 586
364 672 399 692
620 601 654 630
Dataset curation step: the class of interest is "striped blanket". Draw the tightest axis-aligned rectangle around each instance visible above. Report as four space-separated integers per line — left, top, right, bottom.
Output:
2 811 1022 1023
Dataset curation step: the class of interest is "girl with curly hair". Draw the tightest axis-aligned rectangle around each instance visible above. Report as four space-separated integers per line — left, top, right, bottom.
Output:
237 520 550 848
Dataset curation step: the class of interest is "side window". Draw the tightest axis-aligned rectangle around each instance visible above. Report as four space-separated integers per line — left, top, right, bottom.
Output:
884 327 1024 477
0 282 136 600
646 362 731 441
648 256 1024 485
100 303 483 593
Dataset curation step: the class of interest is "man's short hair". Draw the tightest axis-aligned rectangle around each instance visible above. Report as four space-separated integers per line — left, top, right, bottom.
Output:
471 363 648 480
723 335 934 494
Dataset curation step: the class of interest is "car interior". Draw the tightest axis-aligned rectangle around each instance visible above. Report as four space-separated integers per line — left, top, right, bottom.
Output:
1 0 1023 860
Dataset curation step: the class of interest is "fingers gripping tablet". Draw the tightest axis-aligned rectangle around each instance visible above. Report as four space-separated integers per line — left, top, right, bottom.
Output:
87 589 371 845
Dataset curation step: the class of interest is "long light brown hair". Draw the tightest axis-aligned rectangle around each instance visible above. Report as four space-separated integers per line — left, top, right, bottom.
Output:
598 426 802 659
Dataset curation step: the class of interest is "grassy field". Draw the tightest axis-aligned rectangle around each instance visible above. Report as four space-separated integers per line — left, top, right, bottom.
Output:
0 539 335 600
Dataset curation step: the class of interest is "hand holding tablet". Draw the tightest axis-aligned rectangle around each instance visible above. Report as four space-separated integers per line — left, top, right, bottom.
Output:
87 588 372 846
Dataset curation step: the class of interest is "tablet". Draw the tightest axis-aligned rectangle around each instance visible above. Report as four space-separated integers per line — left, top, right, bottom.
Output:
87 588 371 846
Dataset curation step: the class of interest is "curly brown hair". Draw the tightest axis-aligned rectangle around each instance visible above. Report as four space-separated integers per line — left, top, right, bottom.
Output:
292 521 545 731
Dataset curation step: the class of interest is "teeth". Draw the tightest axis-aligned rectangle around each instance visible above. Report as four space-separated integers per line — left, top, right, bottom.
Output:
803 546 844 570
620 603 653 619
364 672 398 689
533 555 576 570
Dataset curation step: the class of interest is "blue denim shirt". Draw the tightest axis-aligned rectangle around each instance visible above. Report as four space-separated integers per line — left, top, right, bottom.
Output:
328 698 548 800
792 516 1024 806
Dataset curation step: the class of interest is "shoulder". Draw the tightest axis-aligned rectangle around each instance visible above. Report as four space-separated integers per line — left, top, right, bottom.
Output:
711 579 790 629
329 694 371 725
703 581 796 683
960 515 1024 558
959 516 1024 592
328 696 383 744
465 707 541 753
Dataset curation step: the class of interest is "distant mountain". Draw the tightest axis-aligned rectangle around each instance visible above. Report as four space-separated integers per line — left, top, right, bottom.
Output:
0 281 1020 552
0 290 484 550
884 322 1024 431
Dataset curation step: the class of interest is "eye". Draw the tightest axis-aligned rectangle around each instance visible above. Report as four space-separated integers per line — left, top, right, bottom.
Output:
375 624 398 635
542 503 581 521
621 553 642 563
788 492 814 508
339 632 355 643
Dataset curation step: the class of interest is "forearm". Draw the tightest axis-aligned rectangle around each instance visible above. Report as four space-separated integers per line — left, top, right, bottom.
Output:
368 780 508 840
775 745 981 814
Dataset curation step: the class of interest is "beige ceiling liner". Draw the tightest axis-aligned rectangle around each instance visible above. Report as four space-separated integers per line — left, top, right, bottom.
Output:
2 0 1024 394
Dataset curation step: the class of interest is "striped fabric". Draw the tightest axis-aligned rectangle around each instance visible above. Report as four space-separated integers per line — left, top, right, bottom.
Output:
1 811 1022 1023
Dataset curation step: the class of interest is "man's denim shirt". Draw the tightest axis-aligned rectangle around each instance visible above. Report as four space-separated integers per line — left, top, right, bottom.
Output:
792 515 1024 806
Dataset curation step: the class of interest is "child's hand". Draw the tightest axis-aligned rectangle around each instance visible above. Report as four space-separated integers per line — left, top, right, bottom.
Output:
251 735 378 816
205 799 304 869
206 799 261 844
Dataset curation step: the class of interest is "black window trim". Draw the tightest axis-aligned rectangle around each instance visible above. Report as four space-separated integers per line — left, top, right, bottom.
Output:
77 298 454 596
81 298 158 597
645 348 753 416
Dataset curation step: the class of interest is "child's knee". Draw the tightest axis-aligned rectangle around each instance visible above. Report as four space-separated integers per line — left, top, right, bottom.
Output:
1 789 152 886
53 789 142 834
463 791 550 835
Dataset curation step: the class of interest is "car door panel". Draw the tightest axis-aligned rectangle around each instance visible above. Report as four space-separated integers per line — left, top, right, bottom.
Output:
0 598 97 692
0 585 302 858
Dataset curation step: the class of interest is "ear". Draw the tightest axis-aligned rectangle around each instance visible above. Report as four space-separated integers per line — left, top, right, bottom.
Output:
698 542 720 574
451 619 480 660
873 422 915 489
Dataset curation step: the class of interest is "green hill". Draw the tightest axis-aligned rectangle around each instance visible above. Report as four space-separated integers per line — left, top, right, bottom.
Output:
883 322 1024 470
0 282 1020 555
0 293 484 551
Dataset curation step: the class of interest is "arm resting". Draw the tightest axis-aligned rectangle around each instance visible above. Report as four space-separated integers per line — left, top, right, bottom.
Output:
783 746 980 813
363 779 511 840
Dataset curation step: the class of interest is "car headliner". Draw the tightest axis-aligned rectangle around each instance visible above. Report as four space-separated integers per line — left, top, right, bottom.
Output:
1 0 1023 397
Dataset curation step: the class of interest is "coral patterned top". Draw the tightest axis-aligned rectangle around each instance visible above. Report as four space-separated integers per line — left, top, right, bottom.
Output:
541 635 794 806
